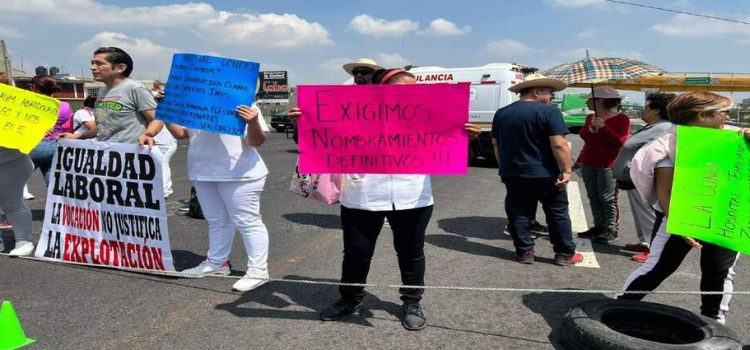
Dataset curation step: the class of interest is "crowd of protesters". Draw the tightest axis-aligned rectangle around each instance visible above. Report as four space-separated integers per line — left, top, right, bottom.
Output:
2 48 750 330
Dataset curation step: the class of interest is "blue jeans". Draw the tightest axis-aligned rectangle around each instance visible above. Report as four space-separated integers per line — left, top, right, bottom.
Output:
28 139 57 185
502 176 576 256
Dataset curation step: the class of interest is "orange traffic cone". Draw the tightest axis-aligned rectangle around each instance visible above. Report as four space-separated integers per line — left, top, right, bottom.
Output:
0 301 35 349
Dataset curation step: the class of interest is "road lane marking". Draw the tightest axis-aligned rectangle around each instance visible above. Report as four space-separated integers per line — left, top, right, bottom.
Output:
567 181 600 268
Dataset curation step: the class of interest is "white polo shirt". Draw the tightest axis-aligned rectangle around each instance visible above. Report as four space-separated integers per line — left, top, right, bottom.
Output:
340 174 434 211
187 107 270 182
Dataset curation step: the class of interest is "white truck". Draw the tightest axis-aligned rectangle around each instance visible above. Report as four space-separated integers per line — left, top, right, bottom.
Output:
407 63 534 162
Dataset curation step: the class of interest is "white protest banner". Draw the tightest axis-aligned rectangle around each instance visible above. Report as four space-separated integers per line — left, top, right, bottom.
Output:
35 139 175 273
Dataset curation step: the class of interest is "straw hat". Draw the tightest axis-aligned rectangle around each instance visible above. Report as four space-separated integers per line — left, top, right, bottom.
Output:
508 73 567 93
343 58 383 75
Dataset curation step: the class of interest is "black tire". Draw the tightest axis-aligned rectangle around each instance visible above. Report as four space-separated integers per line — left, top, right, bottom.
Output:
561 299 742 350
274 126 286 132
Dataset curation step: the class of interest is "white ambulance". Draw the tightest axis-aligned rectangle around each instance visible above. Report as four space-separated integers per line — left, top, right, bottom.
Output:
407 63 535 162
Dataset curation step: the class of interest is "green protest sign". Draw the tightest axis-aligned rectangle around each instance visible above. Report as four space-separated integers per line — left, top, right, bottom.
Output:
668 126 750 255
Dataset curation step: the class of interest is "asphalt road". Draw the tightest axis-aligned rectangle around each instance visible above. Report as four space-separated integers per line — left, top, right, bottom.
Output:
1 131 748 349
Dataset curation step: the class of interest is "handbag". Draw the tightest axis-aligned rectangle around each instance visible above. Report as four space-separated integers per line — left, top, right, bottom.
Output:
289 160 343 205
187 186 205 219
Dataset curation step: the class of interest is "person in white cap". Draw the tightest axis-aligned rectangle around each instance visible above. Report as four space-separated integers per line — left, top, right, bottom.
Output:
492 73 582 266
576 86 630 244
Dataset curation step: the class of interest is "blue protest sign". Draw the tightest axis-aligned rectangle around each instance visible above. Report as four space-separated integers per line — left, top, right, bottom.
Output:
156 54 260 136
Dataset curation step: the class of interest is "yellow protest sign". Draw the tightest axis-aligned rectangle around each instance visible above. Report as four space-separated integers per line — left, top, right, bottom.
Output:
0 83 60 154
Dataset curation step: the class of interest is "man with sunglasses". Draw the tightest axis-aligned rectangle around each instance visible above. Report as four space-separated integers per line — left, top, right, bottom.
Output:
342 58 383 85
287 58 383 140
61 47 161 148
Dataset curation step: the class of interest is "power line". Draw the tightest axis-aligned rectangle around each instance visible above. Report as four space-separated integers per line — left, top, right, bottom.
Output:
6 45 84 70
604 0 750 25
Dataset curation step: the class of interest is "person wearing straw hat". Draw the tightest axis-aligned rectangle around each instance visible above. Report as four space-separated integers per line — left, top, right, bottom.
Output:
286 58 384 140
342 58 383 85
492 73 583 266
576 86 630 244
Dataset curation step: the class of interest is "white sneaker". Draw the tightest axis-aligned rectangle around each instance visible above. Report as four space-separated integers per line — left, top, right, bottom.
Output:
23 186 34 200
8 241 34 257
715 312 726 325
181 260 230 278
232 268 269 292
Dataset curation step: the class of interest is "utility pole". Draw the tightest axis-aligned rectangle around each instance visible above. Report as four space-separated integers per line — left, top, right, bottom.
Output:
0 40 12 79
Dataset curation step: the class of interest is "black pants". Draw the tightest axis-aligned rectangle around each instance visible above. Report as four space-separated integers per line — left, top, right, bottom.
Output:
620 212 740 319
503 176 575 255
339 205 433 304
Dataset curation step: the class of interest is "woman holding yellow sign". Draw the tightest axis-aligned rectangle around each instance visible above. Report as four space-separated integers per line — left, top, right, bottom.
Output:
0 74 36 256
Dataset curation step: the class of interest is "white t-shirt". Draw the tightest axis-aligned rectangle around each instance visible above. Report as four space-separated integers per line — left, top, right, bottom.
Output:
652 157 674 213
154 127 176 145
72 108 95 135
340 174 434 211
187 107 270 182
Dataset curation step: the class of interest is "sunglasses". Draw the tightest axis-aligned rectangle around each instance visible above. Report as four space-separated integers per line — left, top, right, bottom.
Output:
351 69 374 76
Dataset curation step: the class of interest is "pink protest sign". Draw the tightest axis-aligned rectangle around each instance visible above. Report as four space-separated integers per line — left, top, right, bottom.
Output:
297 83 469 174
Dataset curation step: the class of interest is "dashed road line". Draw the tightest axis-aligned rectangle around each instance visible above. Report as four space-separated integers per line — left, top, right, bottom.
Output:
567 180 600 268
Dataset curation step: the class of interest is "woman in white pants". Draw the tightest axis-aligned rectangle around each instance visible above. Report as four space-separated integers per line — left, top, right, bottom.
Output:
153 128 177 198
167 105 270 292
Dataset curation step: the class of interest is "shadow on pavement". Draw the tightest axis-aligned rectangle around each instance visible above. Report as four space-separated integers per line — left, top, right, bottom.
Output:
522 291 610 349
431 216 527 263
591 241 639 259
171 250 208 271
215 274 401 327
32 209 45 221
425 234 517 262
282 213 341 229
437 216 506 240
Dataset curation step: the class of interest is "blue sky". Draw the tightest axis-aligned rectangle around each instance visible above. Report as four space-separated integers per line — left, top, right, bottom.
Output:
2 0 750 101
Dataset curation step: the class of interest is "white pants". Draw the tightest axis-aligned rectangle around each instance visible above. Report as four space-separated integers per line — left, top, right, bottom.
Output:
156 143 178 198
194 179 269 269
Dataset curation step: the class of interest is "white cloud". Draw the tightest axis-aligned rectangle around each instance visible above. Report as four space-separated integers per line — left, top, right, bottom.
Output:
0 0 332 49
348 14 419 38
651 14 750 38
76 32 178 78
0 26 23 38
0 1 216 27
485 39 532 57
375 53 410 68
418 18 471 36
196 12 332 49
545 0 628 12
558 48 645 61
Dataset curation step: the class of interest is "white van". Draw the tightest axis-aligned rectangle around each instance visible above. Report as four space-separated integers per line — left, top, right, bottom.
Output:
408 63 533 161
